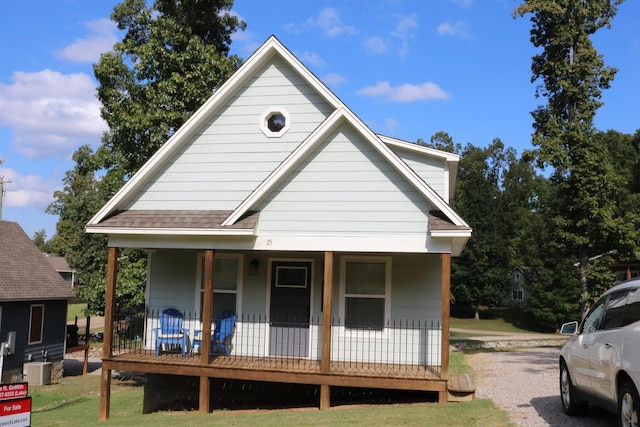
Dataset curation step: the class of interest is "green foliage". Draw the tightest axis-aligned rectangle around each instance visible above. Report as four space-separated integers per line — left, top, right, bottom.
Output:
450 139 511 313
515 0 632 316
95 0 245 175
46 0 244 315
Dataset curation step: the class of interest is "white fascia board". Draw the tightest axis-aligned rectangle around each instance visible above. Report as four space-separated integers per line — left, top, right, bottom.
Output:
85 227 256 236
88 36 341 227
378 135 460 163
430 229 472 238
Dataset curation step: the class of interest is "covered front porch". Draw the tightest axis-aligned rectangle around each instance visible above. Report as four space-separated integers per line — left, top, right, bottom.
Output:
99 249 452 419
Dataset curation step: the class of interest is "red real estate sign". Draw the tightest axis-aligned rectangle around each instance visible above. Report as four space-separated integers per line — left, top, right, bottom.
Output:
0 383 28 401
0 397 31 427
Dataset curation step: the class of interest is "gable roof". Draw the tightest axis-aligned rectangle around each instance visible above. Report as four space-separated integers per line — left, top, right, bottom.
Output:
0 221 73 301
222 106 468 228
86 35 469 241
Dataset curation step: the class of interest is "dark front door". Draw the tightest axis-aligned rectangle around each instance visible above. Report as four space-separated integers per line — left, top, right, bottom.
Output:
269 260 312 357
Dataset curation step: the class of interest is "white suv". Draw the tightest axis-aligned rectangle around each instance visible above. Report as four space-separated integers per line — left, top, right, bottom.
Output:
559 279 640 427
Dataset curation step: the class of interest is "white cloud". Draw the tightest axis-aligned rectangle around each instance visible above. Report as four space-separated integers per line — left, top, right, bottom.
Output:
308 8 357 37
0 167 58 209
448 0 474 8
364 37 387 54
392 14 418 58
0 70 107 159
300 51 325 67
357 81 451 103
323 72 347 87
55 19 118 63
437 21 471 39
385 118 399 132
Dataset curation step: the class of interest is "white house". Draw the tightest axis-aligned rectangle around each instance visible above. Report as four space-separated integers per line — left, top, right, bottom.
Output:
86 36 471 418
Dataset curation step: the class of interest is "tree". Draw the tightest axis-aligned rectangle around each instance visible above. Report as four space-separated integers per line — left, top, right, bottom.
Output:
515 0 630 316
450 139 511 319
95 0 245 176
48 0 245 314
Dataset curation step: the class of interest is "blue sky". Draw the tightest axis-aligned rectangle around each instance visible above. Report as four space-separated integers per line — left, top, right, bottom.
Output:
1 0 638 240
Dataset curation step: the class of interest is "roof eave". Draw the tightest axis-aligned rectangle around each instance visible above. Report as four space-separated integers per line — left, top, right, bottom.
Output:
85 227 257 236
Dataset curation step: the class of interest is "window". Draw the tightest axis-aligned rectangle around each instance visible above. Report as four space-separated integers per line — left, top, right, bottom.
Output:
197 254 242 320
512 290 524 300
621 288 640 327
341 257 391 331
29 304 44 344
260 107 290 137
599 290 629 330
580 296 607 334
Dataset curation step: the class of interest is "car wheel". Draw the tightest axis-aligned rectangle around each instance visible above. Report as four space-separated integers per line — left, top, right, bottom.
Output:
618 381 639 427
560 360 586 416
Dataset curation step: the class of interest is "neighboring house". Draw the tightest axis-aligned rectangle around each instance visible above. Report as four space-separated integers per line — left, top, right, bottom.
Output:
86 36 471 418
0 220 74 383
510 266 529 303
45 255 79 289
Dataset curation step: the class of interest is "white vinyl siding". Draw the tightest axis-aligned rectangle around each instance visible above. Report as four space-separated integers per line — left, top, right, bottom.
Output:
125 56 334 211
391 147 448 201
257 123 433 235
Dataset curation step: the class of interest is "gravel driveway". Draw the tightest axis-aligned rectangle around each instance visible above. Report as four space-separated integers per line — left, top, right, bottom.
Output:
467 347 617 426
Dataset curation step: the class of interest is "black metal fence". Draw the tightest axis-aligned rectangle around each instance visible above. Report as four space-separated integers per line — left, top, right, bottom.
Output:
109 308 442 378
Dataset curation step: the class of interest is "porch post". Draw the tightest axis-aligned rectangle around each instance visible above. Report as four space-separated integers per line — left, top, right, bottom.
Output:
440 252 451 403
320 251 334 410
100 246 118 421
199 249 215 413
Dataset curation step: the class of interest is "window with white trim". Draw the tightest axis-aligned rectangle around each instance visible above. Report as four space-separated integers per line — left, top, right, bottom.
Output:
512 290 524 300
341 257 391 331
197 254 242 320
29 304 44 344
260 107 290 137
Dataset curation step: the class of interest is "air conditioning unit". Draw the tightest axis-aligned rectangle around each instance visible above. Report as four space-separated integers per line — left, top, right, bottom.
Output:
24 362 52 385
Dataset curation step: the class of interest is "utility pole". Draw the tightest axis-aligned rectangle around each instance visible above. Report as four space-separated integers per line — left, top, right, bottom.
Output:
0 176 12 220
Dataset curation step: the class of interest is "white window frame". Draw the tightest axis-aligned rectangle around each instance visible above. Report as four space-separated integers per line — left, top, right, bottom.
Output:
512 290 524 301
28 304 45 345
339 255 392 334
260 107 290 138
195 253 244 319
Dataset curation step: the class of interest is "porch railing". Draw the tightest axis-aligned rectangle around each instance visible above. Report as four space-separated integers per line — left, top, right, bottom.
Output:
109 308 442 379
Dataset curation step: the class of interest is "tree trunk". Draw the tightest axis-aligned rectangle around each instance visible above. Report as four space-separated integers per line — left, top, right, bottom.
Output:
474 304 480 321
579 245 589 319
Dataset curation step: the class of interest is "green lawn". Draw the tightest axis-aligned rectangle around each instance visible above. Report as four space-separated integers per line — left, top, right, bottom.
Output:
67 303 88 322
30 375 512 426
450 306 556 334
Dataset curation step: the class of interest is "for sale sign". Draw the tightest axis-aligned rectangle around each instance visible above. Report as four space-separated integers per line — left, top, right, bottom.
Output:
0 397 31 427
0 384 27 401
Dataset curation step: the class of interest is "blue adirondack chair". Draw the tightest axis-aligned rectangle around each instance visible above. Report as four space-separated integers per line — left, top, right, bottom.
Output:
154 308 189 356
193 312 236 356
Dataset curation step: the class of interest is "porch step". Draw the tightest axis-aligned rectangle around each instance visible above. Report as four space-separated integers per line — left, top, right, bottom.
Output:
447 374 476 402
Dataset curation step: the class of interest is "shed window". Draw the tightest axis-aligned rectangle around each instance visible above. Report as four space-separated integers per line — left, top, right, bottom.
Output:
512 290 524 300
29 304 44 344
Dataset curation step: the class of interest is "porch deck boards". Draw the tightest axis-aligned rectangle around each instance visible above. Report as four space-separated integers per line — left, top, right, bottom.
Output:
105 350 442 383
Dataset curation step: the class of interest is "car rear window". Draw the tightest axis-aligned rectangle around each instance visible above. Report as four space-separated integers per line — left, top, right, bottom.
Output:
620 288 640 327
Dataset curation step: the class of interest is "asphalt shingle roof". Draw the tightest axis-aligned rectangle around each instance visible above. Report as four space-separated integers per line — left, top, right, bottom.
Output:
0 220 73 301
93 210 259 230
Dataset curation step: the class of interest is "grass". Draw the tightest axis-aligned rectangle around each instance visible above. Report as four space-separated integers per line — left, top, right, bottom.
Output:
450 305 556 334
67 303 88 322
30 374 512 427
